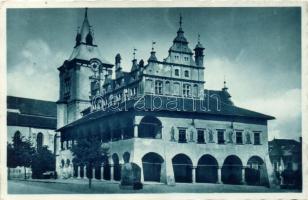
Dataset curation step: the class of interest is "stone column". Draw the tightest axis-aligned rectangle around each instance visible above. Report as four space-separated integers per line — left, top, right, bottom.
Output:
100 165 104 181
140 164 144 183
92 168 95 180
134 124 138 138
77 166 81 179
110 164 114 181
241 167 246 184
192 166 196 183
217 167 222 184
121 129 124 140
83 166 86 179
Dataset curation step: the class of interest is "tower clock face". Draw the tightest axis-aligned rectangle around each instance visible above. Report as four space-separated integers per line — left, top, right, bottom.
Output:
90 62 99 72
89 58 102 72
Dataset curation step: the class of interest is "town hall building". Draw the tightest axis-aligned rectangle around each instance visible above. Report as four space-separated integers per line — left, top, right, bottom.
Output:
55 9 275 186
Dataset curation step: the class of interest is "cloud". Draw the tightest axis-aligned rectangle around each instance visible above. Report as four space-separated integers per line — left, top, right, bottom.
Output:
205 56 301 141
7 39 66 101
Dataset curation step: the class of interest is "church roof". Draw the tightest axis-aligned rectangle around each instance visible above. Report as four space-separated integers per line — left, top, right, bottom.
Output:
7 96 57 129
58 93 275 131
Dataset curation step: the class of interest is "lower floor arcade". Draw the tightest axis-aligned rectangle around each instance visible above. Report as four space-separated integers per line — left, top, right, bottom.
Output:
59 152 268 186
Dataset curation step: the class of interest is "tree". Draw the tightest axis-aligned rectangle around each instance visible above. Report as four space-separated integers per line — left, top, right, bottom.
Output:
8 133 35 179
31 146 55 178
7 143 17 179
71 135 109 189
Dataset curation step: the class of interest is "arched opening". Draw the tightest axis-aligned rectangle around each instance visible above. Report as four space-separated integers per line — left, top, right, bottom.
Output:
222 155 243 185
37 133 43 150
80 164 85 178
196 154 218 183
245 156 264 185
103 159 111 180
142 152 164 182
138 116 162 139
172 154 193 183
73 163 78 177
123 152 130 163
112 154 121 181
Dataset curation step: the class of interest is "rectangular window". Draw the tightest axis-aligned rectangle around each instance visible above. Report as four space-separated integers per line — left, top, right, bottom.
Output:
254 132 261 145
183 84 191 97
173 82 180 95
155 81 163 95
236 131 243 144
178 129 187 143
217 130 225 144
184 70 189 77
197 130 205 143
175 69 179 76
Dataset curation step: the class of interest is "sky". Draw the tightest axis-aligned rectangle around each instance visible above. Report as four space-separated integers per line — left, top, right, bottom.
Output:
7 7 301 140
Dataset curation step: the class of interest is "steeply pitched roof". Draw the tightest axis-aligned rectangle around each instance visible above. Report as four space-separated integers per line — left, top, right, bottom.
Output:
7 96 56 117
68 45 113 66
58 93 275 131
7 96 57 129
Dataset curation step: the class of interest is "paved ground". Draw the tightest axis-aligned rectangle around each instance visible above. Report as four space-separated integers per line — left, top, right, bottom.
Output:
7 179 300 194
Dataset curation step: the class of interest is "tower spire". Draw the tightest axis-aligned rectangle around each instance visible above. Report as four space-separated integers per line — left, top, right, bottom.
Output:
223 76 228 91
179 13 182 28
85 7 88 19
133 48 137 60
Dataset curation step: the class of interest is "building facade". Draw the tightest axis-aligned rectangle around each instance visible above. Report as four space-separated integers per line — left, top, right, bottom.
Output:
7 96 57 178
56 9 275 186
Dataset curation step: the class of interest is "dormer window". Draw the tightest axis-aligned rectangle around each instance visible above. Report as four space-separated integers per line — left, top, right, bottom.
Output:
184 70 189 77
175 69 179 76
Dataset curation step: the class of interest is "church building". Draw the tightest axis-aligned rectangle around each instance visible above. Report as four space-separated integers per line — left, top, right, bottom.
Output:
56 9 275 186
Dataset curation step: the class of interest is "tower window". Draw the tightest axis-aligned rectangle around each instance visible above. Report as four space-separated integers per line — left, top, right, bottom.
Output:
217 130 225 144
155 81 163 95
254 132 261 145
178 129 187 143
184 57 189 61
175 69 179 76
64 78 71 97
184 70 189 77
236 131 243 144
183 84 191 97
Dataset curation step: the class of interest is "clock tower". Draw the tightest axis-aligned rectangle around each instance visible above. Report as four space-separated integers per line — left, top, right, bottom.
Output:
57 8 113 128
